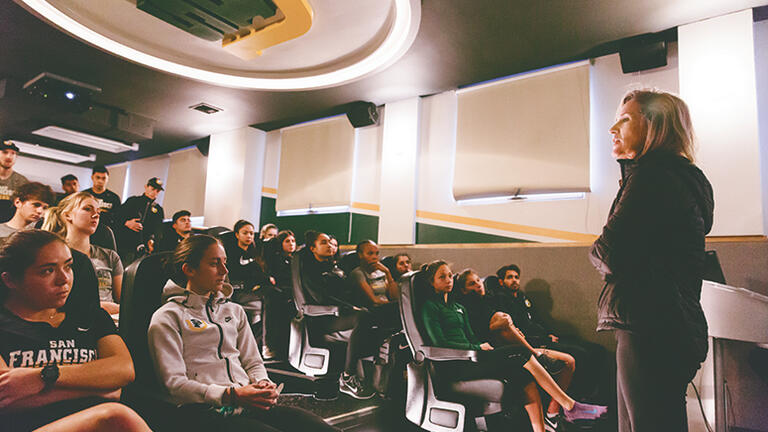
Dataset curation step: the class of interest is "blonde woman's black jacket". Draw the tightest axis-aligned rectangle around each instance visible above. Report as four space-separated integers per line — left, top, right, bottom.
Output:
590 151 713 365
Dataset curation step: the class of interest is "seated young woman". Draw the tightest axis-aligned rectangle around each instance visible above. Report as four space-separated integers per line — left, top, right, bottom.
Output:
223 220 271 291
0 230 149 432
420 260 607 432
260 230 298 359
147 235 338 432
455 269 578 427
349 240 401 331
43 192 123 315
298 231 373 399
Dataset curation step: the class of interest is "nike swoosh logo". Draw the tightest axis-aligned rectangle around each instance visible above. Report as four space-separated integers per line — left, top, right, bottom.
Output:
77 327 89 332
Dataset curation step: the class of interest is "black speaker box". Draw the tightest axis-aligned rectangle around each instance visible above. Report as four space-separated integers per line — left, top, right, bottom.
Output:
619 39 667 74
346 102 379 128
192 136 210 156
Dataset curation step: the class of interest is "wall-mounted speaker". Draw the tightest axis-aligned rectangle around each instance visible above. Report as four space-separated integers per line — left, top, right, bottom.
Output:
346 101 379 128
192 136 210 156
619 37 667 74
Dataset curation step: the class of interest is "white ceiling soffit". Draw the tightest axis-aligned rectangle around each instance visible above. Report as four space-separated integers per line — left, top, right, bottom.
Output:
17 0 421 90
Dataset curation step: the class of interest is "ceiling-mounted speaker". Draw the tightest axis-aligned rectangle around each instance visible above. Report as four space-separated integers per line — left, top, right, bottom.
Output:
619 36 667 74
346 101 379 128
192 136 210 156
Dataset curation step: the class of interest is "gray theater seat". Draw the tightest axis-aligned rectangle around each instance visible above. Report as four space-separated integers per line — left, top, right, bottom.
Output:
399 271 505 432
288 251 350 376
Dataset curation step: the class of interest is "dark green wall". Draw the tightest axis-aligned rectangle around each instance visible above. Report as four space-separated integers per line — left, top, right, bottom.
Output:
415 223 531 244
260 196 530 245
259 196 379 244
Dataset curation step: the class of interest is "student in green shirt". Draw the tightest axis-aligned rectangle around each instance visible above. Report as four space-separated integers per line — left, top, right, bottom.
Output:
420 260 607 431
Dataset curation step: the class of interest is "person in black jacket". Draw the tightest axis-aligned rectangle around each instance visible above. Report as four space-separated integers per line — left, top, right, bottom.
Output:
590 89 713 432
115 178 165 265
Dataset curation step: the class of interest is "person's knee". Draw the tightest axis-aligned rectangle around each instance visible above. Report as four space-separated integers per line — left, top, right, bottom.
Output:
92 403 147 431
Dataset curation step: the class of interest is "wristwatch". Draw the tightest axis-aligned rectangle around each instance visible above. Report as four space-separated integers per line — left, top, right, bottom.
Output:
40 363 60 391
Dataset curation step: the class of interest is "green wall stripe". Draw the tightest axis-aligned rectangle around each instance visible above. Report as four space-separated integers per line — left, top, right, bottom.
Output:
260 196 378 244
260 197 532 244
415 222 532 244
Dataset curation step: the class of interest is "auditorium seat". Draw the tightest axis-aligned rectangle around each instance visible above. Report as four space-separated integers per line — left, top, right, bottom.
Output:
90 223 117 251
119 252 180 430
338 250 360 275
288 250 350 377
483 275 502 297
206 225 231 238
399 270 505 432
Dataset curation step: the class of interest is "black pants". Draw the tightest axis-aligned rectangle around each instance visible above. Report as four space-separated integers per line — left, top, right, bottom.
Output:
0 397 109 432
434 345 532 385
262 287 295 357
308 309 364 375
615 330 698 432
175 404 339 432
532 336 609 399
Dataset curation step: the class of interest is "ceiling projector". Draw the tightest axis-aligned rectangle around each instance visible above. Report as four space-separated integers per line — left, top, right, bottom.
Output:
23 72 101 113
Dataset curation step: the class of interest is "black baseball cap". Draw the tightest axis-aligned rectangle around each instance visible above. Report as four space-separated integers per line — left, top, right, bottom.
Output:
147 177 164 190
172 210 191 223
1 140 19 152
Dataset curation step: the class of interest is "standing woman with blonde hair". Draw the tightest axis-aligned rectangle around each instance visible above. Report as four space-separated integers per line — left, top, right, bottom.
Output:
590 89 713 431
43 192 123 315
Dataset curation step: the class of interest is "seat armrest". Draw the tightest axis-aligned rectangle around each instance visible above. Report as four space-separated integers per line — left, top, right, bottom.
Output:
420 346 479 362
301 304 340 316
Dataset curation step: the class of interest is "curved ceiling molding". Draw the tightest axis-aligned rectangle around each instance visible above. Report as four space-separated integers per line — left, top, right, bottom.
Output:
17 0 421 90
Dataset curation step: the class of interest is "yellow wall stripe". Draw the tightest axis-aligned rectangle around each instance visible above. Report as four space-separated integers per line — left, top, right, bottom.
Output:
262 187 278 194
415 210 598 242
351 202 380 212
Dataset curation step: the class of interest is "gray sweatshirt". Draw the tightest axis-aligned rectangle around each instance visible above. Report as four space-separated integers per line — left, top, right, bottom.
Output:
148 281 269 407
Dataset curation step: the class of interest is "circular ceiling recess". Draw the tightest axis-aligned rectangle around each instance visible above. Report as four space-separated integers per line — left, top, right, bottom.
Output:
17 0 421 90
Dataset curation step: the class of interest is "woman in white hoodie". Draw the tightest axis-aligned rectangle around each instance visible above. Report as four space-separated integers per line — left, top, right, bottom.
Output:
148 235 337 431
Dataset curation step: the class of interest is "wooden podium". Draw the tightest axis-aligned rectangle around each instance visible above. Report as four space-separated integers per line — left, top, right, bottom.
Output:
700 281 768 432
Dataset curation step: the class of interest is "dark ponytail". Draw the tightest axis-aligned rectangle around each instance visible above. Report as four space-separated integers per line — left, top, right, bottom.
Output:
166 235 221 284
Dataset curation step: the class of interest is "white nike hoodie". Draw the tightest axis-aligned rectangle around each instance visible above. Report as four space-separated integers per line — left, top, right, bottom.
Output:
148 280 269 407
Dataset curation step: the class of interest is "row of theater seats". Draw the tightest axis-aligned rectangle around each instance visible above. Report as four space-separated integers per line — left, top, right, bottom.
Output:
116 240 529 432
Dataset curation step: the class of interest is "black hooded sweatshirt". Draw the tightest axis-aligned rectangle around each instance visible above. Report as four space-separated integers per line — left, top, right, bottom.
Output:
590 151 714 365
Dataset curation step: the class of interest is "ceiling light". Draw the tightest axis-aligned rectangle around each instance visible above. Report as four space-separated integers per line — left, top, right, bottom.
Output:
19 0 421 90
13 141 96 164
32 126 139 153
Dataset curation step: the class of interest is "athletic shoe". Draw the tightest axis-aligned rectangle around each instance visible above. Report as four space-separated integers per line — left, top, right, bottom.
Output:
537 353 566 375
562 401 608 422
261 345 277 360
339 373 375 400
544 414 561 432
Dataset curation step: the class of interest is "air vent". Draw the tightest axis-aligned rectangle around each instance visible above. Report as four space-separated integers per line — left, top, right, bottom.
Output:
189 103 223 114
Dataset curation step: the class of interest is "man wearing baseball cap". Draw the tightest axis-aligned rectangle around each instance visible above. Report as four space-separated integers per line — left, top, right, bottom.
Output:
0 140 29 202
157 209 193 252
115 177 165 264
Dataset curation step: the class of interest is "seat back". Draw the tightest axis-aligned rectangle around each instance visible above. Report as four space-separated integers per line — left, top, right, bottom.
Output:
207 226 231 238
398 271 429 361
120 252 173 389
90 223 117 251
482 275 502 297
338 250 360 275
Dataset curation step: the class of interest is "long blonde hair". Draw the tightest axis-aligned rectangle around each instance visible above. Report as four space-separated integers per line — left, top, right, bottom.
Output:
621 89 696 161
42 191 96 238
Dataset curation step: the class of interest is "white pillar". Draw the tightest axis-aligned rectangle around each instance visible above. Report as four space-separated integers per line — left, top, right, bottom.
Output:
204 127 266 229
378 97 420 244
679 10 763 235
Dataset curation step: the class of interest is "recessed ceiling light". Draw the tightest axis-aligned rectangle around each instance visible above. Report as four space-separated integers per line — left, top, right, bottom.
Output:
32 126 139 153
18 0 421 90
12 140 96 164
189 103 223 114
